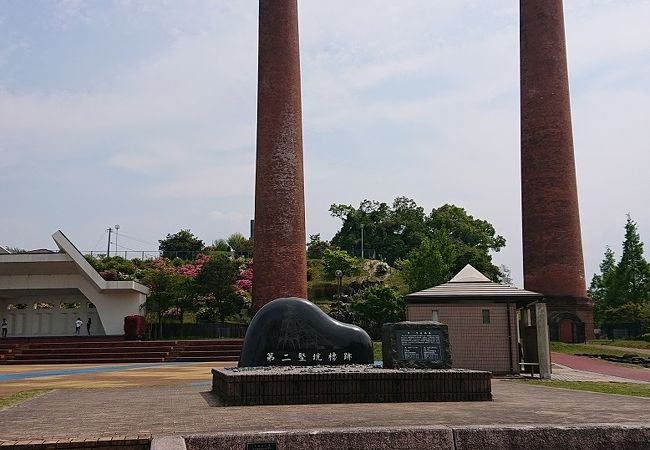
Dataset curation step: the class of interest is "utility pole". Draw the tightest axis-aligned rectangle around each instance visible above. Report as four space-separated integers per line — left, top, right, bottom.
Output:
115 224 120 256
106 228 113 258
360 223 365 259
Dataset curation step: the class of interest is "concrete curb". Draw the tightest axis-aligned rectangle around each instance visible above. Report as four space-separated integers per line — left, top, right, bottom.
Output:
173 427 452 450
454 423 650 450
151 423 650 450
149 437 186 450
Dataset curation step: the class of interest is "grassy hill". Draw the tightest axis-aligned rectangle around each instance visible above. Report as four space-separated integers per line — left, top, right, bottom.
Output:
308 258 407 311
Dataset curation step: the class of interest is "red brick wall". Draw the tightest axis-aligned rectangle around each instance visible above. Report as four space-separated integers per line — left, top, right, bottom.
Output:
407 303 518 375
546 297 595 341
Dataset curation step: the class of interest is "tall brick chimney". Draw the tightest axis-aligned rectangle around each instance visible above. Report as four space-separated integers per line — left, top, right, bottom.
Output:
520 0 593 341
252 0 308 312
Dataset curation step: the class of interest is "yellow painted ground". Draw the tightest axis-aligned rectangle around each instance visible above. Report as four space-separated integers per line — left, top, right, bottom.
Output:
0 363 109 374
0 361 231 396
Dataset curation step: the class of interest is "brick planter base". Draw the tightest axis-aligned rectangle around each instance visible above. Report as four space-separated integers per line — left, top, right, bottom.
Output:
212 365 491 406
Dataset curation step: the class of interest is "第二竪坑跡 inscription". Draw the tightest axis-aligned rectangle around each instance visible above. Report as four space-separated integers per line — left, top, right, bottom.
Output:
238 297 374 367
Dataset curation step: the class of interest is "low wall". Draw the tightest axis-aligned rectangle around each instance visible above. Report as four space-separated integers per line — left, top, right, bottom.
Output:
152 424 650 450
213 367 491 405
1 436 150 450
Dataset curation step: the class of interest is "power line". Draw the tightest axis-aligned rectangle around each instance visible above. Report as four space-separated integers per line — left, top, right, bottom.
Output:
90 231 107 251
116 243 138 252
118 232 158 247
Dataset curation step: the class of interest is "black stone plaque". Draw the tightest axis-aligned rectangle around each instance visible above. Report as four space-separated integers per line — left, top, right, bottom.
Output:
246 443 277 450
382 321 452 369
238 297 374 367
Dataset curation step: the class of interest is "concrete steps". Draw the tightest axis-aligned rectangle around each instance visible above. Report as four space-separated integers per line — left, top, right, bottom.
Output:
24 341 176 349
20 346 174 355
1 339 174 364
0 338 243 364
3 357 166 365
12 351 171 360
169 339 242 363
0 343 19 361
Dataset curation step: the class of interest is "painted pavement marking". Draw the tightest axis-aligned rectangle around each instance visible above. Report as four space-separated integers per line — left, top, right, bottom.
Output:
0 361 204 382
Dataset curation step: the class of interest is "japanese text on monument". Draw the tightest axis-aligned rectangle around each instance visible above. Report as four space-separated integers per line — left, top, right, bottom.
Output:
396 330 442 361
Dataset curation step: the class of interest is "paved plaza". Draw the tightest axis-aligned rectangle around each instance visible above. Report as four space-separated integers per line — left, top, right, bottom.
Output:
2 354 650 443
0 362 227 396
2 374 650 441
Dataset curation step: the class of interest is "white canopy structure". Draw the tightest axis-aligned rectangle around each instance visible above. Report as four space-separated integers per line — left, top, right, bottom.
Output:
0 231 148 337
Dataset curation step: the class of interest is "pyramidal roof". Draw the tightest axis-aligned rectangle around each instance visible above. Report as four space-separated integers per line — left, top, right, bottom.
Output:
405 264 542 303
449 264 491 283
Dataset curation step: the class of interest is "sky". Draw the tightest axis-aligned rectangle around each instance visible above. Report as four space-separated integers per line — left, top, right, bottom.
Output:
1 0 649 287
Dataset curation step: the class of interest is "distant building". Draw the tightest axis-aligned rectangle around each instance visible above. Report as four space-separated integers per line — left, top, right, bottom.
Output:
0 231 148 337
405 265 547 375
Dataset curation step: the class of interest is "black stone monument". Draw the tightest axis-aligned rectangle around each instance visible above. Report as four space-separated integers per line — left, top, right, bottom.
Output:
214 306 492 405
238 297 374 367
382 321 452 369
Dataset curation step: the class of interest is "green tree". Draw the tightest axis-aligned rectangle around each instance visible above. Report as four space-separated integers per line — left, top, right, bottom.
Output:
614 215 650 306
194 255 244 324
588 215 650 328
588 247 617 324
498 265 514 285
307 234 332 259
396 231 458 292
322 247 362 279
329 198 504 280
426 204 505 280
227 232 253 254
142 268 188 338
211 239 231 252
330 197 426 264
158 230 204 260
350 285 405 338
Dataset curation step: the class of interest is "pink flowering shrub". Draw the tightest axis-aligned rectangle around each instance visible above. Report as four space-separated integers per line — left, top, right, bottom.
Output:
235 278 252 292
151 258 168 269
172 253 210 278
162 306 183 318
235 260 253 295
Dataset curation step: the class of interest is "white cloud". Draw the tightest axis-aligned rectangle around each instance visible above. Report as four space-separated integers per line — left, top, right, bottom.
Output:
208 210 246 223
1 0 649 287
147 164 254 199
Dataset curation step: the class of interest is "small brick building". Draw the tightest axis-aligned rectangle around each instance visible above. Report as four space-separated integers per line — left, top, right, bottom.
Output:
405 265 545 375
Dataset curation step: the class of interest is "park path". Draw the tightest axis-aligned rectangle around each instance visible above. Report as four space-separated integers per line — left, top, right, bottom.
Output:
552 352 650 382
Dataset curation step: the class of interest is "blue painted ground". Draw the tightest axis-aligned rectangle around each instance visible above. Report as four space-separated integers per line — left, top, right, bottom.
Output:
0 361 383 383
0 361 199 382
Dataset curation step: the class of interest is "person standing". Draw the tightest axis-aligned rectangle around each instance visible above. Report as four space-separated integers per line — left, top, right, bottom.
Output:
75 317 83 336
86 317 92 336
1 318 7 338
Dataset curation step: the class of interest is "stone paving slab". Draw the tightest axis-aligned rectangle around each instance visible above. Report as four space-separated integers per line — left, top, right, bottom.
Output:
1 380 650 441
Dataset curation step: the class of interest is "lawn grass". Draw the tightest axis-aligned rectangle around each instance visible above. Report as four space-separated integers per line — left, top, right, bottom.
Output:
0 390 50 410
373 341 382 360
517 380 650 398
588 340 650 350
551 342 631 357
